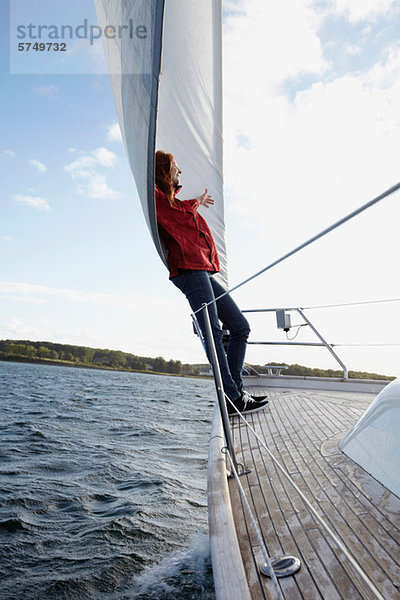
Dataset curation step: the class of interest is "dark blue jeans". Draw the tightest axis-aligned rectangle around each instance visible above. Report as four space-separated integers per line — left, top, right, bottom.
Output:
171 270 250 400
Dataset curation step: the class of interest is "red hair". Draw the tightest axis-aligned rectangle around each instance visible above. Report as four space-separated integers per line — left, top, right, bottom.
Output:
155 150 176 207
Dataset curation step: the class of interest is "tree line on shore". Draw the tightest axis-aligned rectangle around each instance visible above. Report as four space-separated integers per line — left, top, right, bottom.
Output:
0 339 189 374
0 339 394 381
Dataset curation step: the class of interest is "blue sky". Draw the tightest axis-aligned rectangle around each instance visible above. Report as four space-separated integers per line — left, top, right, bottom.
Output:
1 0 400 377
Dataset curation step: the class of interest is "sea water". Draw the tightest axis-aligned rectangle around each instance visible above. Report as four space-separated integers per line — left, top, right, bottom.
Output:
0 361 216 599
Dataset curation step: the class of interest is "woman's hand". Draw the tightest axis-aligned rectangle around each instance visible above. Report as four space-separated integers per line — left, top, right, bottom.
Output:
197 188 214 208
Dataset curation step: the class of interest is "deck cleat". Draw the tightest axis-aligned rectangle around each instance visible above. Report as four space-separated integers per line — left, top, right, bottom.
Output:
260 555 301 578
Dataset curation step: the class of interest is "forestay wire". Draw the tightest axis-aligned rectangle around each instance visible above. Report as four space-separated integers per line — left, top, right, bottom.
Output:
193 181 400 315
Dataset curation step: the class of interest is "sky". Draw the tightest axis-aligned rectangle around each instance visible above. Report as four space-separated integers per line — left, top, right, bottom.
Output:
1 0 399 377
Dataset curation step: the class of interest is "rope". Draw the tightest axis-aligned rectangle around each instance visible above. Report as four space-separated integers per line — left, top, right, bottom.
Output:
225 395 386 600
193 181 400 315
224 448 284 600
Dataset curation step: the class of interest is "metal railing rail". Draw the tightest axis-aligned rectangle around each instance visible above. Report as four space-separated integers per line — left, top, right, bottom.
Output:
196 303 240 471
243 307 348 378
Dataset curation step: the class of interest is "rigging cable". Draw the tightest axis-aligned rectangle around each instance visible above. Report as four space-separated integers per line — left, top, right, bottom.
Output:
193 180 400 315
302 297 400 310
332 343 400 347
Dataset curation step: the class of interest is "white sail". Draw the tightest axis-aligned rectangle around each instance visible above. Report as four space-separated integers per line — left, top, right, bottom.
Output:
94 0 227 285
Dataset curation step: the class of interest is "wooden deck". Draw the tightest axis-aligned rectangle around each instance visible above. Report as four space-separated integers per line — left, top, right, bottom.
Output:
227 387 400 600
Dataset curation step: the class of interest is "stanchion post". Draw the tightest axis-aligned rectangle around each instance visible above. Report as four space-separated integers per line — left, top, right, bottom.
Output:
200 303 239 471
296 308 349 379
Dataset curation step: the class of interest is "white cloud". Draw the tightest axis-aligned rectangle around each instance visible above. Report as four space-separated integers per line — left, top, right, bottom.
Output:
346 43 362 55
0 235 13 242
0 317 40 340
91 147 117 167
0 281 202 363
0 281 160 311
14 194 51 212
223 0 327 100
78 173 118 199
65 147 119 199
328 0 397 23
107 122 123 142
222 2 400 243
29 158 47 173
1 150 15 158
33 85 60 99
0 314 102 348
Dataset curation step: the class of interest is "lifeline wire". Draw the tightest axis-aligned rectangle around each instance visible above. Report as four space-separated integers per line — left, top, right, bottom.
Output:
224 448 284 600
193 181 400 315
333 343 400 347
226 395 386 600
302 297 400 310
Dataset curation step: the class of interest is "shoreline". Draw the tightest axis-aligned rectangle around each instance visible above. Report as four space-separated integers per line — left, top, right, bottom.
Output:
0 356 210 380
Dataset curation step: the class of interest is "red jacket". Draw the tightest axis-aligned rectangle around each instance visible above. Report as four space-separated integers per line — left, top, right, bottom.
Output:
155 184 220 278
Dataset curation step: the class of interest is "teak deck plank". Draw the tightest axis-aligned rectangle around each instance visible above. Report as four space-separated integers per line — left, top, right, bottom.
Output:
228 388 400 600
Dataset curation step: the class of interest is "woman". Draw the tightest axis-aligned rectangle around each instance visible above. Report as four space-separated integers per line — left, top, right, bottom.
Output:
155 150 268 415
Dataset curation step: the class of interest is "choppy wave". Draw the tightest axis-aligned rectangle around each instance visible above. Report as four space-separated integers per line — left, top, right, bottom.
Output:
0 362 216 599
131 532 214 599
